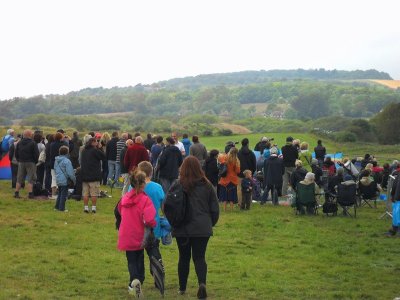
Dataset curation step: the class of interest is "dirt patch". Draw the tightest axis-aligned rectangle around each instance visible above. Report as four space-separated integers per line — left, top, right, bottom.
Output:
214 123 252 134
370 80 400 89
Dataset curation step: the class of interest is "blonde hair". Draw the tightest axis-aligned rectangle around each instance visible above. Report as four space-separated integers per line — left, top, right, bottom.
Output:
101 132 111 144
227 147 239 167
243 169 252 177
293 139 300 145
130 170 147 194
295 159 303 167
300 142 308 150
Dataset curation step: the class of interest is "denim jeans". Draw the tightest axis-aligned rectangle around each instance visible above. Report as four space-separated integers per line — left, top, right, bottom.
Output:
108 160 117 181
55 185 68 211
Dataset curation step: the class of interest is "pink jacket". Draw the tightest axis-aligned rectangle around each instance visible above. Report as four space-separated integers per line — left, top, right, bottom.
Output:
117 189 156 251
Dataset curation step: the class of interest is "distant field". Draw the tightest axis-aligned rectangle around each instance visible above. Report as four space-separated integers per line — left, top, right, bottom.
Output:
370 80 400 89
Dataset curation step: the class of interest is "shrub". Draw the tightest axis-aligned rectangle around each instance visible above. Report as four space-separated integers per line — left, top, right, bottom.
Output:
219 129 233 136
335 131 357 142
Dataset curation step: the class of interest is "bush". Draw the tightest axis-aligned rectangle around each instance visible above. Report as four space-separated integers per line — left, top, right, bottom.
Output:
219 129 233 136
335 131 357 142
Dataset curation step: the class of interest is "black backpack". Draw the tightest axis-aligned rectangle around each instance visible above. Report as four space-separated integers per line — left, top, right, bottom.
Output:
323 199 338 215
218 163 228 178
164 180 191 228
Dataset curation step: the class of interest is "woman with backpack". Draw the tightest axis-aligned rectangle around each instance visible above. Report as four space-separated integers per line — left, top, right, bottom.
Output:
218 147 241 212
172 156 219 299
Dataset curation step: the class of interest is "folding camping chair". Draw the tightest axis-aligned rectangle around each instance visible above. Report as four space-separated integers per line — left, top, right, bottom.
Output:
295 183 318 215
358 181 379 208
337 181 357 217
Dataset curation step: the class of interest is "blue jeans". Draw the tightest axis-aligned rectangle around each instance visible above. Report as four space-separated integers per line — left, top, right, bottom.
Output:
115 162 121 184
108 160 117 181
55 185 68 211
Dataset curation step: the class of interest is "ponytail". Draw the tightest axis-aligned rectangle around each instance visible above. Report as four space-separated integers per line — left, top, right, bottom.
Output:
130 169 146 194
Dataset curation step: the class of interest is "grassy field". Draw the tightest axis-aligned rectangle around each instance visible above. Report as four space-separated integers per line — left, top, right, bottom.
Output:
0 177 399 300
201 133 399 163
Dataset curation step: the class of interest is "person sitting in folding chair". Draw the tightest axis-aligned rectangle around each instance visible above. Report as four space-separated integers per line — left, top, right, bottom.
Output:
358 169 381 208
337 174 357 217
296 172 318 215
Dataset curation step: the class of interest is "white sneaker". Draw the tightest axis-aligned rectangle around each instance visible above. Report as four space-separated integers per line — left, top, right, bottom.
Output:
130 279 143 298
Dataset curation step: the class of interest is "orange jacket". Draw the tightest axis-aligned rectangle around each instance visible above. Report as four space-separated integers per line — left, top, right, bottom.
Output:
218 154 240 186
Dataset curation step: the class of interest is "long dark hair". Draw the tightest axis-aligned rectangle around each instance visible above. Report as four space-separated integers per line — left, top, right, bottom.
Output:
179 156 209 192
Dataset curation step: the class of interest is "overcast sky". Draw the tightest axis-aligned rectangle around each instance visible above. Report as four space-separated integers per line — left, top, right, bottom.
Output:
0 0 399 100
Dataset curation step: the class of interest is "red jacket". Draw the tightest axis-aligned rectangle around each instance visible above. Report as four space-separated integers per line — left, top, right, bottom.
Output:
124 143 149 172
117 189 156 251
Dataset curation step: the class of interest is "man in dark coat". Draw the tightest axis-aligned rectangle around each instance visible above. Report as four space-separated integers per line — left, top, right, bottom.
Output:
314 139 326 167
262 147 284 205
80 137 106 213
106 131 119 184
158 137 183 193
281 136 298 196
14 129 39 199
237 138 256 205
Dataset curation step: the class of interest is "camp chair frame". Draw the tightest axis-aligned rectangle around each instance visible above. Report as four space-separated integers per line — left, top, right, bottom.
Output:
358 182 378 209
336 182 357 218
295 183 318 215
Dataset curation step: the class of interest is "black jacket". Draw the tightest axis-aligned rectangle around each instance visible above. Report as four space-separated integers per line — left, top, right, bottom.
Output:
119 145 129 174
15 138 39 163
312 165 323 186
314 145 326 160
264 156 284 186
254 141 268 155
144 138 155 151
281 143 298 168
158 145 183 180
106 137 119 161
80 145 106 182
290 167 307 191
237 146 256 177
204 157 219 186
172 180 219 237
50 140 69 169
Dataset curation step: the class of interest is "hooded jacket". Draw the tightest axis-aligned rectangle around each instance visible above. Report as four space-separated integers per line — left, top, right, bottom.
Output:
158 145 183 180
237 145 256 177
15 138 39 163
54 155 76 186
117 189 156 251
181 138 192 158
80 145 106 182
172 180 219 237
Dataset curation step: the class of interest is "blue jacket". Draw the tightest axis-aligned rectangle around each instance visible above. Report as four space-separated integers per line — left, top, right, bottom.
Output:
181 138 192 158
54 155 76 186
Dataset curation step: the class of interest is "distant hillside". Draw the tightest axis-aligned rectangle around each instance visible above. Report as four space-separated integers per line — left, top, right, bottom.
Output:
1 69 398 124
157 69 392 89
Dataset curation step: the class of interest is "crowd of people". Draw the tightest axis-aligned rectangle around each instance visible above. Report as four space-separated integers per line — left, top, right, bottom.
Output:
2 127 400 298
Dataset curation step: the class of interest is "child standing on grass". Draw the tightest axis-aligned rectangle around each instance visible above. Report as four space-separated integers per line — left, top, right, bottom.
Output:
240 170 253 210
54 146 75 212
117 170 156 298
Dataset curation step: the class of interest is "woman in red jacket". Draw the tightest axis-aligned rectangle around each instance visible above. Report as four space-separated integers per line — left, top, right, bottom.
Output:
117 170 156 298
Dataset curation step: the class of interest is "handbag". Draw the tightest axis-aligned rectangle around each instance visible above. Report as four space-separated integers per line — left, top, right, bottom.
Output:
59 165 75 189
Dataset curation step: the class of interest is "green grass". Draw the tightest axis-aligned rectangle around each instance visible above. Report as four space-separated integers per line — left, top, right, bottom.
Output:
201 133 399 163
0 179 399 300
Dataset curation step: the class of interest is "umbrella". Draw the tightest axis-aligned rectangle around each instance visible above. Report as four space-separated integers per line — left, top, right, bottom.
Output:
150 256 165 297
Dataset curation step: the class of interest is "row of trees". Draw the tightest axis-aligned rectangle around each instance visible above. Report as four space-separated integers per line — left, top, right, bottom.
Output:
18 102 400 145
2 79 400 121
